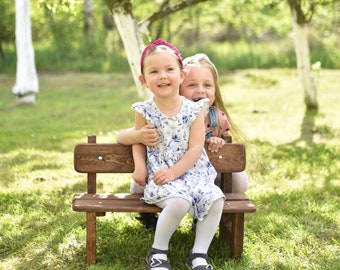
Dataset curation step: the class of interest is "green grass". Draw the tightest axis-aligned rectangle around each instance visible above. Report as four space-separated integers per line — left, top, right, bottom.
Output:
0 70 339 269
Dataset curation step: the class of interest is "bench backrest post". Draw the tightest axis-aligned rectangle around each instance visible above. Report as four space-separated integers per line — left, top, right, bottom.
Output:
88 135 97 194
221 133 232 193
220 173 232 193
223 133 232 143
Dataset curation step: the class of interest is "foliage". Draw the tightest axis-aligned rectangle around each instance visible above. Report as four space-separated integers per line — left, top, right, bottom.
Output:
0 0 15 54
36 0 84 54
0 70 339 269
0 0 339 72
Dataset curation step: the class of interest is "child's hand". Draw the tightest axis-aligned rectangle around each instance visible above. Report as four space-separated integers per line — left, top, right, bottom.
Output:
153 168 176 185
132 166 148 186
138 125 160 146
205 137 225 152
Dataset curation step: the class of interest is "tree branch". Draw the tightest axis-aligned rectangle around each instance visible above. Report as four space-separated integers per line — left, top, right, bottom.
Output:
139 0 210 27
104 0 132 14
287 0 315 25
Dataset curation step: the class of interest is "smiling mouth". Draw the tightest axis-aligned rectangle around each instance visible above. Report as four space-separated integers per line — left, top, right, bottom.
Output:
158 83 170 87
193 97 203 102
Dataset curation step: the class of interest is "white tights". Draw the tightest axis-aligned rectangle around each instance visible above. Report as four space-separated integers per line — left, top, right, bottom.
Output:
152 197 224 253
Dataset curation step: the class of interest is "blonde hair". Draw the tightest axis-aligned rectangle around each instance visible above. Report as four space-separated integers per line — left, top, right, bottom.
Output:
182 53 247 143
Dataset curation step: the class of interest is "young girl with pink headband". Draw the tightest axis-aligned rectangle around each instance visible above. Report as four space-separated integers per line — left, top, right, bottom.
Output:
131 39 223 270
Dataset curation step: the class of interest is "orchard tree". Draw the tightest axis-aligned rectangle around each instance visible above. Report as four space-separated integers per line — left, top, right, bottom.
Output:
12 0 38 105
287 0 320 110
225 0 325 110
104 0 209 100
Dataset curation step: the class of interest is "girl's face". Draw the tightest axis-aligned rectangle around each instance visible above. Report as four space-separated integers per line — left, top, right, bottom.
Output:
180 65 215 106
139 51 184 99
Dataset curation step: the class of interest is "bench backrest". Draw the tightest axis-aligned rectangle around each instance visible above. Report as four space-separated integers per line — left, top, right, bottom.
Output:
74 135 246 193
74 144 245 173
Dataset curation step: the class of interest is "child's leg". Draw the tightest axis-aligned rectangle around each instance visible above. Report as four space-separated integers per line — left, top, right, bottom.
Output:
192 198 224 253
153 197 190 250
186 198 224 269
146 197 189 269
232 171 249 193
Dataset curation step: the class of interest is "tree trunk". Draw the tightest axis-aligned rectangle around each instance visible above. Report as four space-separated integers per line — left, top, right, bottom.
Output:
83 0 93 40
112 12 151 100
13 0 38 104
291 21 318 109
288 0 318 110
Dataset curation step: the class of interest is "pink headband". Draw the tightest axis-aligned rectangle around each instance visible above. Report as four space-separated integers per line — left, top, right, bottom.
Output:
140 39 183 73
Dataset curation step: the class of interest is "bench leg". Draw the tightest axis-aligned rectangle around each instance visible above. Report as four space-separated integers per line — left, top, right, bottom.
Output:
86 212 96 264
219 213 244 259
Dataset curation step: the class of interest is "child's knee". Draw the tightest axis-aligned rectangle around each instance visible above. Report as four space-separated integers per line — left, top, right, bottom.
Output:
214 197 225 211
130 180 145 193
232 171 249 193
206 198 224 216
158 197 190 217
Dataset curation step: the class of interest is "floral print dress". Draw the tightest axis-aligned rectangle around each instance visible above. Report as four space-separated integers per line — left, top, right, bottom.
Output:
132 97 225 221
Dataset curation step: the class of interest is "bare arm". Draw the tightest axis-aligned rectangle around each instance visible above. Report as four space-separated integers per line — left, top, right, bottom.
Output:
131 113 148 186
116 125 159 146
153 109 206 185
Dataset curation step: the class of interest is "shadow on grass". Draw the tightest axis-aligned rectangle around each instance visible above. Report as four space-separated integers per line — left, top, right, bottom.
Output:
252 127 339 194
251 187 339 238
245 120 340 269
296 108 318 146
274 143 339 192
291 107 338 145
246 186 340 270
0 187 86 269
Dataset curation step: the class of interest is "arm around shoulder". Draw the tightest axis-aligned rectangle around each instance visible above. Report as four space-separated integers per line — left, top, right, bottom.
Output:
116 128 140 145
116 125 160 146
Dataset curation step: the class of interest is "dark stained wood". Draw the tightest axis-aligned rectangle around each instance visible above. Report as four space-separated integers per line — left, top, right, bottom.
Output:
86 212 96 264
72 193 256 213
74 143 245 174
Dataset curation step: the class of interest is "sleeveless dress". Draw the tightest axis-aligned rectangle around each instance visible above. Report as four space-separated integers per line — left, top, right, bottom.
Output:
132 97 225 221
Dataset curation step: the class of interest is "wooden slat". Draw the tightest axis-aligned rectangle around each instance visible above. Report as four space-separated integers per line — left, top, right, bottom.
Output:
74 144 134 173
74 192 251 201
72 193 256 213
74 143 245 174
207 143 245 172
223 201 256 213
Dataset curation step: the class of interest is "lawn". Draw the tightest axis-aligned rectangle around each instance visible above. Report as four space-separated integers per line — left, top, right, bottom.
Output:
0 69 339 270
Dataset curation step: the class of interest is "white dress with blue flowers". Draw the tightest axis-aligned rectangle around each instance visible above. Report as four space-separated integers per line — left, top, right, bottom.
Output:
132 97 225 220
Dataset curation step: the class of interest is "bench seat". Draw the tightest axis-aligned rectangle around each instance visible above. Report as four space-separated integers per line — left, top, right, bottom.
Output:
73 193 256 213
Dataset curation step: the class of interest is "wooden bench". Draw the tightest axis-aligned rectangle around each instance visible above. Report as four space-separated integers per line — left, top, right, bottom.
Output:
72 134 256 264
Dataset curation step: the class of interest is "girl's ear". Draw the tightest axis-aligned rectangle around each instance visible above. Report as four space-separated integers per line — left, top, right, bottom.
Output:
180 69 187 84
139 75 147 86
